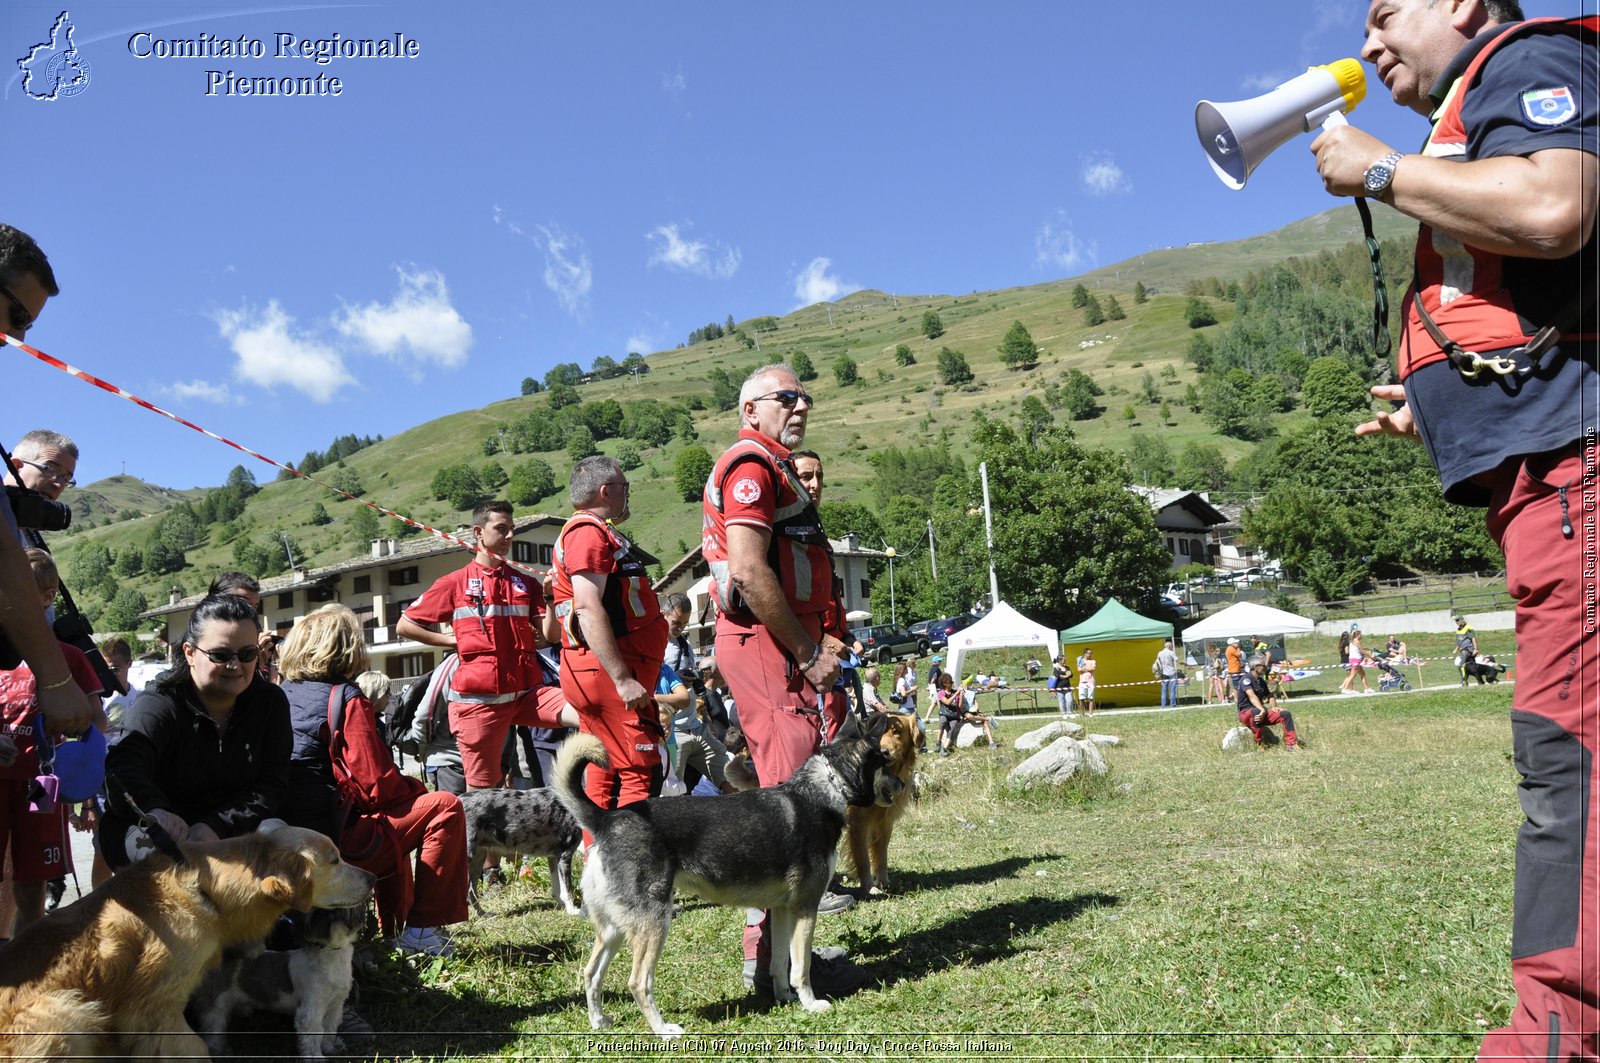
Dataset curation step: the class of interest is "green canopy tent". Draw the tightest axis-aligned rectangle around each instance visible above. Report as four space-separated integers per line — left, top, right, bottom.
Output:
1058 599 1174 707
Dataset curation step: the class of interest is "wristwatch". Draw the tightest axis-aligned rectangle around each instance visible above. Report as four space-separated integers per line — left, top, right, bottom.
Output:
1362 151 1403 198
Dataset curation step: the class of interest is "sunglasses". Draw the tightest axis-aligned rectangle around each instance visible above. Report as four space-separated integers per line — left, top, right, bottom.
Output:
0 284 33 335
751 389 812 409
193 644 260 666
16 458 76 488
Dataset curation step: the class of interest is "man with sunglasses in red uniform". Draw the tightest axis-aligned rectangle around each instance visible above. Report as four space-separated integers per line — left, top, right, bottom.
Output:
1314 2 1597 1056
702 363 868 999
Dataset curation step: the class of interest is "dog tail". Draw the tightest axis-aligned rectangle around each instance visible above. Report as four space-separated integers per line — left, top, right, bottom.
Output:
551 732 610 834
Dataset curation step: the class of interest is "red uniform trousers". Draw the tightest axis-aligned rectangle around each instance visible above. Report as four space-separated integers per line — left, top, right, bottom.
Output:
715 612 831 968
1238 705 1298 748
450 686 567 789
561 647 663 812
350 789 469 931
1478 447 1600 1062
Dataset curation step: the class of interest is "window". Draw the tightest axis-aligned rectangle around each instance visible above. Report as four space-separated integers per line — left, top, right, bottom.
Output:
538 544 554 565
307 585 337 603
860 578 870 600
385 651 433 679
513 541 535 564
391 566 420 587
277 592 294 609
353 575 371 594
1179 540 1191 556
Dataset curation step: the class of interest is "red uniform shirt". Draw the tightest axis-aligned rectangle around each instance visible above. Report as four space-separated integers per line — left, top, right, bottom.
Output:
0 643 103 780
550 513 667 662
403 560 544 699
702 429 835 618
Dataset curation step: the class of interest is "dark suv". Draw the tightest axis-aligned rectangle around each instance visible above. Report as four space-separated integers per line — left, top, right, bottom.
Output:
851 623 930 663
923 614 977 650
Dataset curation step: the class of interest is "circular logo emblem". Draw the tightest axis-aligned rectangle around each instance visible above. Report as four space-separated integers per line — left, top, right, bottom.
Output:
731 477 761 505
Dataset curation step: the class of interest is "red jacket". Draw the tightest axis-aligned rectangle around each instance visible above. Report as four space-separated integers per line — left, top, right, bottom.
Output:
403 560 544 697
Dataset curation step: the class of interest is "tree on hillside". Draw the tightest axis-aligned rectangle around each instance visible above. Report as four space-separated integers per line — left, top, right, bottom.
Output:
102 587 149 631
1140 371 1160 404
936 347 974 386
1185 297 1218 328
1183 383 1201 412
544 362 583 389
348 504 380 546
974 419 1170 628
520 376 543 395
309 502 332 526
566 425 599 464
508 459 557 505
750 316 780 334
1134 281 1148 304
894 344 915 366
921 310 944 340
674 446 714 502
833 353 859 387
591 354 619 378
432 462 483 510
1083 295 1105 327
1126 433 1173 485
1018 395 1052 441
616 441 642 471
1174 441 1230 492
327 464 364 500
1062 369 1102 421
1302 356 1372 419
998 321 1039 370
791 352 818 381
548 383 580 410
1107 295 1126 321
480 461 509 492
708 368 741 412
1071 284 1090 308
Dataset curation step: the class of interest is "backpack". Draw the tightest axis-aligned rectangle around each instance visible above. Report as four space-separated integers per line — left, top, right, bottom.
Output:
385 666 436 760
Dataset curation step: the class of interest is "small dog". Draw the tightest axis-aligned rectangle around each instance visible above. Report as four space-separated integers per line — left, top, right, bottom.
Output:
552 713 900 1038
460 786 582 916
845 713 919 896
0 825 373 1061
192 905 366 1061
1463 654 1507 685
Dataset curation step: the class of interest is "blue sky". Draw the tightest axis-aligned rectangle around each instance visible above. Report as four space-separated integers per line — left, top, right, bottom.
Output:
4 0 1593 489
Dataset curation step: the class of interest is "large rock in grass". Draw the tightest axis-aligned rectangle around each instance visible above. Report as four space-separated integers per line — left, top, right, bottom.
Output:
1008 736 1108 785
1015 719 1085 751
956 720 1000 748
1221 725 1255 752
1087 734 1121 747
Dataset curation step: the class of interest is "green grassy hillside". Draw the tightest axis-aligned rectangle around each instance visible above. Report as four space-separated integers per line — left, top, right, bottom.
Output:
54 203 1419 623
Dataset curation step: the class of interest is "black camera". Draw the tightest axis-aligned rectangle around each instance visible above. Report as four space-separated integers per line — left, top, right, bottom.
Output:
6 484 71 532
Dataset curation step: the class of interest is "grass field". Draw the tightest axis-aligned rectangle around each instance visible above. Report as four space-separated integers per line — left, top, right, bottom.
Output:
256 684 1525 1062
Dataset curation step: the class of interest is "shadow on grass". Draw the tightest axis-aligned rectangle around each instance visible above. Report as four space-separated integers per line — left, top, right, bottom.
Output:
883 855 1034 893
856 891 1120 984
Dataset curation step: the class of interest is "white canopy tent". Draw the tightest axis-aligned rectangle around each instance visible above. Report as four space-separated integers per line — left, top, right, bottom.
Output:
943 601 1056 680
1180 602 1314 644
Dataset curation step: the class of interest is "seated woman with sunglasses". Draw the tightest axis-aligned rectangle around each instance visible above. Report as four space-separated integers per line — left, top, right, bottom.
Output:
99 594 292 868
278 605 467 956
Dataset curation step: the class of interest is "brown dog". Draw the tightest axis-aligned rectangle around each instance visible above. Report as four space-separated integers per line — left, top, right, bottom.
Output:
845 713 918 896
0 825 374 1061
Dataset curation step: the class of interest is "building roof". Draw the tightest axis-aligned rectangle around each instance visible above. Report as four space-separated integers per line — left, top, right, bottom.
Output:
138 514 563 620
1127 486 1228 527
654 534 889 592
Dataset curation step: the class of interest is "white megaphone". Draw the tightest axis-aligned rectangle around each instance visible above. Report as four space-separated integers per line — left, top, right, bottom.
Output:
1196 59 1366 189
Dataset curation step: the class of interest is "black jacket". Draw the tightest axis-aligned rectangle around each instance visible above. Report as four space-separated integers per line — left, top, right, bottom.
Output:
99 674 291 867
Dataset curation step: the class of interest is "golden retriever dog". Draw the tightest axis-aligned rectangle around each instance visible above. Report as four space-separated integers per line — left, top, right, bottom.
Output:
0 824 374 1062
845 712 918 896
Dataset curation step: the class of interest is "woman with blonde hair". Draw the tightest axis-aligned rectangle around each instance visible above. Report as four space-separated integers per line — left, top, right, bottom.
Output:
278 605 467 956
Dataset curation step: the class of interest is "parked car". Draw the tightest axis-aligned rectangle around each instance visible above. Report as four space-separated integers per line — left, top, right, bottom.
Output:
1161 583 1190 604
851 623 931 663
1159 594 1191 618
907 619 936 638
922 613 978 650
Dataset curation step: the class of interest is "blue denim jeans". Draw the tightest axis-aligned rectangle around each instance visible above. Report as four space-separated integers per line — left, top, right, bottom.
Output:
1160 677 1179 707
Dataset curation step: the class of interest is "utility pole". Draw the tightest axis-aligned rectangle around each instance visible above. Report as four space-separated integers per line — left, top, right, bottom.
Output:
979 462 1001 609
281 533 297 570
926 518 938 581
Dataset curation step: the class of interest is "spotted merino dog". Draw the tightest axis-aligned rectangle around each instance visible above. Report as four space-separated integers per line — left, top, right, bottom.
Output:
459 786 582 916
551 713 901 1038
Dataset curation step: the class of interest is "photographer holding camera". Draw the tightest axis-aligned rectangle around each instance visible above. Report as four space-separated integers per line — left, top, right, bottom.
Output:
0 225 91 740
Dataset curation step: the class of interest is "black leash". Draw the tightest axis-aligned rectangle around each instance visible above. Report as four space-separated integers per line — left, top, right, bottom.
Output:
1354 196 1393 371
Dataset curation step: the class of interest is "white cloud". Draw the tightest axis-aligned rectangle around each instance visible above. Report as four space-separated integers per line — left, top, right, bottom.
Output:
1081 151 1132 197
539 224 593 319
164 379 237 404
662 64 686 100
792 257 861 308
646 223 740 279
215 301 354 403
335 268 473 369
1034 211 1098 273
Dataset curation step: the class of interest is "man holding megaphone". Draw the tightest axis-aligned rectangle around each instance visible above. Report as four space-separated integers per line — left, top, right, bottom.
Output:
1312 2 1597 1059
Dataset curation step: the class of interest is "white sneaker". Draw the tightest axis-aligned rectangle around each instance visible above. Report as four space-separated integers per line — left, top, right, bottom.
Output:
395 925 454 957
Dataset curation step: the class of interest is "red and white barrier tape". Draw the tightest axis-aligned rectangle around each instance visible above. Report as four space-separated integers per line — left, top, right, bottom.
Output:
3 332 544 578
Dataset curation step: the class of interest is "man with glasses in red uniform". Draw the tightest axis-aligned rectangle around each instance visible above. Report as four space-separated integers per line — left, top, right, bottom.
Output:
702 363 867 999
